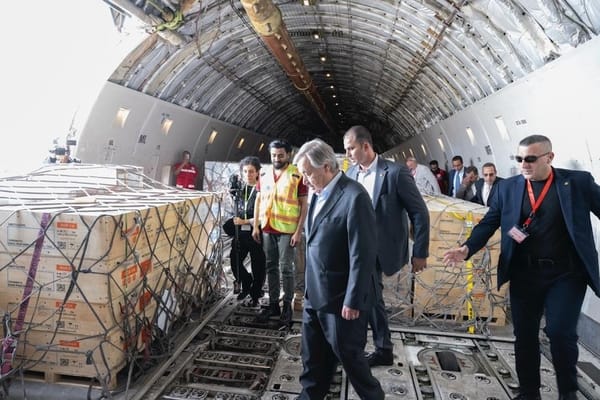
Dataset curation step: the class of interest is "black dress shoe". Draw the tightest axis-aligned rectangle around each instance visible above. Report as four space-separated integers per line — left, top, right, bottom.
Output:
257 302 280 322
280 301 292 325
237 289 250 300
558 392 578 400
366 350 393 367
512 394 541 400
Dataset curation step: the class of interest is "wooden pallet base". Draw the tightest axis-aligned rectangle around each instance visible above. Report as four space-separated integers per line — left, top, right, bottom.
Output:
20 368 119 390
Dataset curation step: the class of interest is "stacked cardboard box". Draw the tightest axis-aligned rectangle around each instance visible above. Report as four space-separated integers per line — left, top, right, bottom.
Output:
413 195 507 326
0 166 221 386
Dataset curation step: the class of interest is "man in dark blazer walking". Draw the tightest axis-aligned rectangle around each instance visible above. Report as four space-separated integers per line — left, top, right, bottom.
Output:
444 135 600 400
344 125 430 367
472 162 503 206
294 139 384 400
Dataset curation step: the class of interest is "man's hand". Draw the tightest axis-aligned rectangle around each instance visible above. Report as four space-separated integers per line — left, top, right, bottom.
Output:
252 228 261 243
411 257 427 273
443 245 469 267
341 306 360 320
290 231 302 247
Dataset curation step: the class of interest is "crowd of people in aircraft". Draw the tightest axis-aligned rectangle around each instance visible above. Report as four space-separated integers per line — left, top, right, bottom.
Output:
170 128 598 400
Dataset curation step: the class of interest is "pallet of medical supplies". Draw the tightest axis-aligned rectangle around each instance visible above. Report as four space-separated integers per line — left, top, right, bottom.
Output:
14 328 136 389
0 165 224 387
412 195 507 326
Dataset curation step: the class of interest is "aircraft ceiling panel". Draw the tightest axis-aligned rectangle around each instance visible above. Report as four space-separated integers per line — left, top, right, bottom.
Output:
104 0 599 149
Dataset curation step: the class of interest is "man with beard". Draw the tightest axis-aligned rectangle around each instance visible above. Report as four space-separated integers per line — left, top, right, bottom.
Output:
253 139 308 325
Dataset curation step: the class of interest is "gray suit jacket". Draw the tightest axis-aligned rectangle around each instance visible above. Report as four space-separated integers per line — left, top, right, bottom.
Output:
305 173 378 313
347 157 430 276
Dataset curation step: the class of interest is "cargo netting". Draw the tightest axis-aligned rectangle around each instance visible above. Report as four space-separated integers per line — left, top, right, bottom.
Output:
383 194 509 335
0 164 225 393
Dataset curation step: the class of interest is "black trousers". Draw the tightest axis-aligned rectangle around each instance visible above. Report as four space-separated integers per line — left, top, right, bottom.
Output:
229 230 266 299
299 304 384 400
369 263 393 352
509 256 587 395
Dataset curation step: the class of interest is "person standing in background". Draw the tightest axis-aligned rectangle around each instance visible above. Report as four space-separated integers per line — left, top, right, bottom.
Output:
173 150 199 189
429 160 449 195
456 166 479 202
406 156 441 195
344 125 430 367
473 162 503 206
448 155 465 197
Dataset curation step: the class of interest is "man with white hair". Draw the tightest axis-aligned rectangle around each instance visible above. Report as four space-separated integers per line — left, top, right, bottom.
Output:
294 139 384 400
405 156 441 195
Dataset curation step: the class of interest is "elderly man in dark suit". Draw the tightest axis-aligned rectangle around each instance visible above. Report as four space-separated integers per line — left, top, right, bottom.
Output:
444 134 600 400
473 162 503 206
294 139 384 400
344 125 430 367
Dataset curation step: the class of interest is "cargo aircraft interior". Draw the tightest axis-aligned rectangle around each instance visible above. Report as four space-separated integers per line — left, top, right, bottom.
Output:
1 0 600 399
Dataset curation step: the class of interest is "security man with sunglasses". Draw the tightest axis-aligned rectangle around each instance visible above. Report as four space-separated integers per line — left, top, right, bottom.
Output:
443 134 600 400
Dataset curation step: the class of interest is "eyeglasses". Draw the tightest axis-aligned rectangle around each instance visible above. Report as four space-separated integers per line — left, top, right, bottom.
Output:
515 152 550 163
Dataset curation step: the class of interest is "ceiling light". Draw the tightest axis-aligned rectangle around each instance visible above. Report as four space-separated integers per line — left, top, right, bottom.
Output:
329 85 334 89
325 72 331 78
113 107 130 128
313 32 320 39
208 129 218 144
161 113 173 135
320 55 326 62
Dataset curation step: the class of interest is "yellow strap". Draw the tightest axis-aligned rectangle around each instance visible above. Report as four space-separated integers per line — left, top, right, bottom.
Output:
464 210 475 333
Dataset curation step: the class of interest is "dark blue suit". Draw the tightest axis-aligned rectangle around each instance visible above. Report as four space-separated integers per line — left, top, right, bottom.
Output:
472 177 503 206
299 173 383 400
347 157 429 353
464 167 600 396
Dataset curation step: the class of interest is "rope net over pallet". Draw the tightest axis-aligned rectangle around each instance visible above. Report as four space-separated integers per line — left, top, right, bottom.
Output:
384 194 508 335
0 164 224 393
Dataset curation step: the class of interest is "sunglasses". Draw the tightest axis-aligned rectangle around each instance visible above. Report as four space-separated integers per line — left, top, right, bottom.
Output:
515 152 550 163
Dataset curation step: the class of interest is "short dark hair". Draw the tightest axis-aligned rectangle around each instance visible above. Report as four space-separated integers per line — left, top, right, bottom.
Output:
465 166 478 175
182 150 191 157
240 156 261 172
269 139 292 153
482 162 496 171
452 155 463 163
429 160 439 166
344 125 373 147
519 134 552 150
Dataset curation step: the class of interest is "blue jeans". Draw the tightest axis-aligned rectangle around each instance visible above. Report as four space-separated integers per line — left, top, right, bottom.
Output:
263 232 296 303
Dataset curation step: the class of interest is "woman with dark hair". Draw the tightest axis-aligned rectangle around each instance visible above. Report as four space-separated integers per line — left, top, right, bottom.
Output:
229 156 266 305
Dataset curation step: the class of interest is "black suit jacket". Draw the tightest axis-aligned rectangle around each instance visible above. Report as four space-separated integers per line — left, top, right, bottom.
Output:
472 177 503 206
305 173 378 313
465 168 600 296
346 157 430 276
